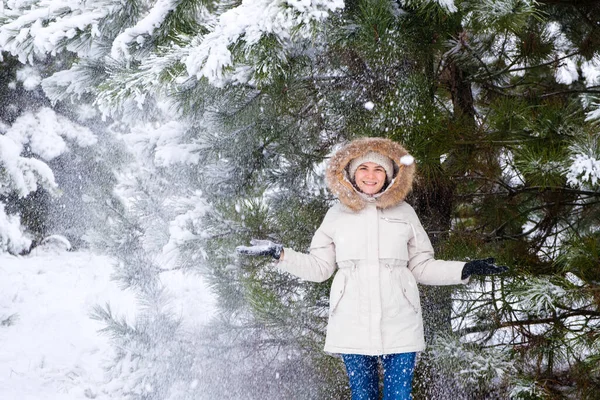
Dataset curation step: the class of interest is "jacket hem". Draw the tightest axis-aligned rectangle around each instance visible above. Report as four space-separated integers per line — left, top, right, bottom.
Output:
324 343 426 356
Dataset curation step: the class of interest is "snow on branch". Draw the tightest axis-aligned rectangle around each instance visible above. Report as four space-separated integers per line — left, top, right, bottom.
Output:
111 0 179 64
42 61 101 104
0 135 57 197
184 0 344 87
1 108 96 200
431 334 514 384
585 98 600 123
566 136 600 189
509 379 546 399
0 0 113 63
545 22 580 85
433 0 456 13
91 46 190 119
409 0 457 13
6 107 97 161
161 194 210 268
123 121 202 168
567 153 600 188
0 203 32 254
507 277 566 315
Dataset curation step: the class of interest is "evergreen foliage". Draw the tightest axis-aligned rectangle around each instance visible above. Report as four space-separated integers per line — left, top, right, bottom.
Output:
3 0 600 398
0 66 110 253
0 46 122 253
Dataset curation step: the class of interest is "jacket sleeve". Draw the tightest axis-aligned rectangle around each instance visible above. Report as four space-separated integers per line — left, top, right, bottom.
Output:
405 207 468 286
277 209 337 283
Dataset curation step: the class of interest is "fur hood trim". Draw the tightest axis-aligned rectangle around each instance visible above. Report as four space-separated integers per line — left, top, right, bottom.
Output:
326 137 415 211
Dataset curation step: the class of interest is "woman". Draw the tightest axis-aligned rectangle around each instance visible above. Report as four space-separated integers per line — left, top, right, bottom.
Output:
237 137 507 399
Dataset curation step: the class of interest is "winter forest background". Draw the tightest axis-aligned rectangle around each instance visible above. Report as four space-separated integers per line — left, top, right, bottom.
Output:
1 0 600 398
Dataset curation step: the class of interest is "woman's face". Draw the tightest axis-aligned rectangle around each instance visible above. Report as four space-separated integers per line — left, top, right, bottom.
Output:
354 162 387 195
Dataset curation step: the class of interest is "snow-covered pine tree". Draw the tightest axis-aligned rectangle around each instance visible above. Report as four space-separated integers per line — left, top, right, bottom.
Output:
4 0 600 398
0 99 100 253
396 1 600 399
180 0 600 397
0 56 53 253
1 0 356 397
0 50 123 253
88 123 211 398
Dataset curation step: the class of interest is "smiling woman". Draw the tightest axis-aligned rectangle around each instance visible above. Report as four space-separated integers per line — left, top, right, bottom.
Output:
237 137 508 399
353 162 388 194
348 150 395 195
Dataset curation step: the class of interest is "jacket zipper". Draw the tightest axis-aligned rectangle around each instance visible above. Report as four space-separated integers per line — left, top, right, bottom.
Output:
380 217 419 251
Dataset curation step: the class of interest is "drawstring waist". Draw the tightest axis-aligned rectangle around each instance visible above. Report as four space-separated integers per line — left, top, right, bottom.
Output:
337 259 409 269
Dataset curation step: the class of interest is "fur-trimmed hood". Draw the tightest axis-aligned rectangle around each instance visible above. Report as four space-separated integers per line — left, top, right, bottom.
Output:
326 137 415 211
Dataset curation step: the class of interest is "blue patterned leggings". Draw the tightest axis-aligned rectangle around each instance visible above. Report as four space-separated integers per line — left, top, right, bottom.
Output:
342 352 416 400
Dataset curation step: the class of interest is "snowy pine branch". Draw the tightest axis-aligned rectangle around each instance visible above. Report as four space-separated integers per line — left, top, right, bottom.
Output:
431 334 515 385
0 0 120 62
566 134 600 190
111 0 181 64
184 0 344 87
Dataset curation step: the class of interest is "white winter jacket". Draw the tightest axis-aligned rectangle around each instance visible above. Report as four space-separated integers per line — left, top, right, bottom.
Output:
278 138 467 355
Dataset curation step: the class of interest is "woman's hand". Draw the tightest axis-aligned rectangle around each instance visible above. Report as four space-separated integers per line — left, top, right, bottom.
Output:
461 258 508 280
236 239 284 260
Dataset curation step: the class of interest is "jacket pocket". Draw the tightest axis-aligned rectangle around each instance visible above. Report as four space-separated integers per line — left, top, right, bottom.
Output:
384 264 402 318
329 272 346 316
399 270 421 313
379 218 411 260
386 264 421 315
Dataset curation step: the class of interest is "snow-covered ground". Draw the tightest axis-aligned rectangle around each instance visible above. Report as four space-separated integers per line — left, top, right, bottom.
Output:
0 249 215 399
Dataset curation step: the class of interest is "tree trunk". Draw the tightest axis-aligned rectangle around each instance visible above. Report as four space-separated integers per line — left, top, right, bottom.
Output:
412 50 477 399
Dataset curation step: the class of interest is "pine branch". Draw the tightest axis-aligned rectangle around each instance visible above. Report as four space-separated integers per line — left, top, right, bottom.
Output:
501 51 581 77
457 309 600 336
541 89 600 98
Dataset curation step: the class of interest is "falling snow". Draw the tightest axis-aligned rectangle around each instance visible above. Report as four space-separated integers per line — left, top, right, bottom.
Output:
1 0 600 398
